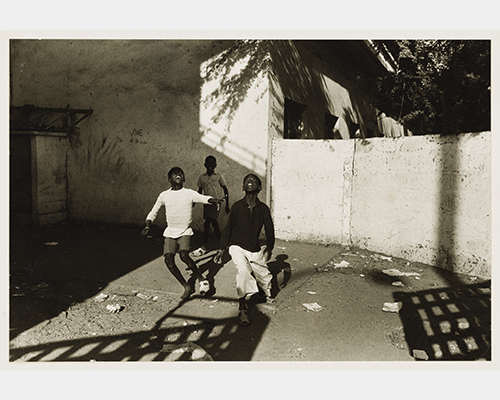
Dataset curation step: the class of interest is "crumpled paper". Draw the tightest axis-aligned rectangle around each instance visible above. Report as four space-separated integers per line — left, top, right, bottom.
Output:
303 302 323 312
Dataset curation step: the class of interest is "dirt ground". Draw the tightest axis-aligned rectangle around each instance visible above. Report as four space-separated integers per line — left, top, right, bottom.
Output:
9 223 492 362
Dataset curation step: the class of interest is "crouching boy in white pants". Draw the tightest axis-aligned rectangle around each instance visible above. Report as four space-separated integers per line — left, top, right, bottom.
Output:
214 174 275 326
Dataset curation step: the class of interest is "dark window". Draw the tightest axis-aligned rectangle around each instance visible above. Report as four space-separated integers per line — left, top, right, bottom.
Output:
324 113 340 139
284 98 307 139
349 122 361 139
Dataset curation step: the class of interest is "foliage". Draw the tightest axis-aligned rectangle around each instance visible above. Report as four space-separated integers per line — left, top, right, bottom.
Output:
373 40 490 135
201 40 271 126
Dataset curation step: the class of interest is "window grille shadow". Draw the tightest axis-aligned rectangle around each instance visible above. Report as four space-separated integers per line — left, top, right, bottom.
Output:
10 295 269 362
393 281 491 361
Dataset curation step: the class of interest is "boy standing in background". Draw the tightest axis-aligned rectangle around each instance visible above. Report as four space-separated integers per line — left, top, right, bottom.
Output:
191 155 230 256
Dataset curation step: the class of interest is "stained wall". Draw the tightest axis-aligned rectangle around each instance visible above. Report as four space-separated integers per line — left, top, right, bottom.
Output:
10 39 258 229
271 133 491 278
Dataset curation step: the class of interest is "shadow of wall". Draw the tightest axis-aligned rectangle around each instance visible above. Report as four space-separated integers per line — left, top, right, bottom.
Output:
393 281 491 361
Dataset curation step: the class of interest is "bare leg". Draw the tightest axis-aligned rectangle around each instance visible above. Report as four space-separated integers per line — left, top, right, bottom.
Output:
211 219 221 240
179 250 204 281
164 253 193 300
202 219 211 249
238 297 247 310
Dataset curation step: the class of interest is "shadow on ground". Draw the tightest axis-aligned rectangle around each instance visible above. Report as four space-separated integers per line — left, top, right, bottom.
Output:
10 223 167 338
9 294 270 362
394 281 491 361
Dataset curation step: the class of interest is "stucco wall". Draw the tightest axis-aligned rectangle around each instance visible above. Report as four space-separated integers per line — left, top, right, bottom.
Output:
350 133 491 278
271 140 354 244
10 39 265 229
271 132 491 278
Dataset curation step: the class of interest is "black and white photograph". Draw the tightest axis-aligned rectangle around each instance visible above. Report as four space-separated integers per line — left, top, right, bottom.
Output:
7 36 492 364
1 3 499 396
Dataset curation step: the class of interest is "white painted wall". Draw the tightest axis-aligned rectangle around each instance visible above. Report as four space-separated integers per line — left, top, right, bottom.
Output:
271 132 491 278
351 133 491 278
271 139 354 244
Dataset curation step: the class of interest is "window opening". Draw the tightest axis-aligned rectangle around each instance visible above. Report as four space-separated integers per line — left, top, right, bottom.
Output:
349 122 361 139
284 98 307 139
324 113 341 139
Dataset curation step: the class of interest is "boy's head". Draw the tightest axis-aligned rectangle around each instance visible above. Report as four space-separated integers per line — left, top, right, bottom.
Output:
204 156 217 173
167 167 185 186
243 174 262 193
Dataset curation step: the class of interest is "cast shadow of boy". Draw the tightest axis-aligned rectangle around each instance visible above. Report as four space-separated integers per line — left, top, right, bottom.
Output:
267 254 291 298
186 250 232 297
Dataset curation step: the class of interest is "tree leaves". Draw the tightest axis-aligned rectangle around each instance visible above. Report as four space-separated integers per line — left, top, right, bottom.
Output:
373 40 490 135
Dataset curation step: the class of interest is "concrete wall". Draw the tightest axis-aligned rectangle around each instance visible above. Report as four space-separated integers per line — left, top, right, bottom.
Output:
10 39 263 229
199 43 271 203
11 39 406 230
271 139 354 244
271 132 491 278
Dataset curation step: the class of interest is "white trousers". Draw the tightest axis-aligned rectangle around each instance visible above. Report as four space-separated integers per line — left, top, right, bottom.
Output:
228 245 272 299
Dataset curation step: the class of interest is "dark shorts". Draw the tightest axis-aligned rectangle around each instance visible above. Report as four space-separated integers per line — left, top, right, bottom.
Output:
203 203 220 220
163 235 191 255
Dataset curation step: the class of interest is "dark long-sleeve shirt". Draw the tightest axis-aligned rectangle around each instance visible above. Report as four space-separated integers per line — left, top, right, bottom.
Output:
220 197 275 253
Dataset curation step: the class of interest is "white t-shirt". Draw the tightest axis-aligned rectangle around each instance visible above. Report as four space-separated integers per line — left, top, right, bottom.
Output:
146 187 212 238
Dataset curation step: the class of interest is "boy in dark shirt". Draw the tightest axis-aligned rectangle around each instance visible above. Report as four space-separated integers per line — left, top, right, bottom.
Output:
214 173 275 325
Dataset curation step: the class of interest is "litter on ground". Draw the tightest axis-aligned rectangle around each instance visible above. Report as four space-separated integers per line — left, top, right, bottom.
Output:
136 293 152 301
30 282 49 290
303 302 323 312
160 342 213 361
94 293 109 302
392 281 404 287
307 291 316 294
412 349 429 360
106 304 124 313
382 302 403 313
372 254 393 261
383 269 420 277
43 242 59 246
334 260 350 268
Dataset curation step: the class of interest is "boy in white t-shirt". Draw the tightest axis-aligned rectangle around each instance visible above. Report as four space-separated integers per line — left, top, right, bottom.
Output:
142 167 223 300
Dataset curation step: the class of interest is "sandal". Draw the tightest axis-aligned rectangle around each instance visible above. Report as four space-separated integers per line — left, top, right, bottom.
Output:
238 309 250 326
266 296 277 304
199 280 210 296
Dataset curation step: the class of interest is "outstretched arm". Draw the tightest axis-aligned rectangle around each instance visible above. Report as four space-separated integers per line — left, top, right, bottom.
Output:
142 195 163 236
208 197 224 206
141 219 153 236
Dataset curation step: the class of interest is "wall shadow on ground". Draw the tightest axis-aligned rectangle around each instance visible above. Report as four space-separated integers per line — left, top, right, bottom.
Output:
9 295 268 362
10 222 270 361
10 223 172 338
393 280 491 361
